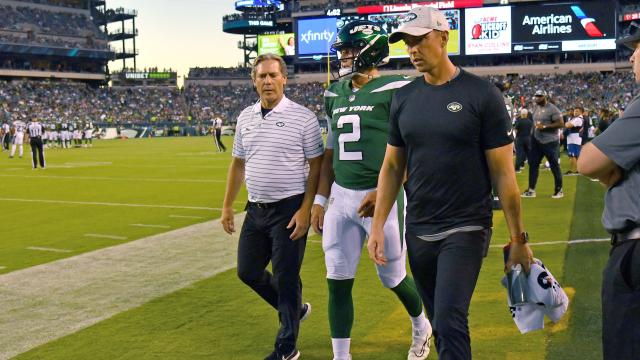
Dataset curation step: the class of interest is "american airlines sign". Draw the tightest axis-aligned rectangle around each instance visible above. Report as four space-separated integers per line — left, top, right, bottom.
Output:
357 0 481 14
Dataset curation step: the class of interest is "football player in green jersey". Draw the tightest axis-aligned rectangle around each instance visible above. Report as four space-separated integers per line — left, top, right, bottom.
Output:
310 20 432 360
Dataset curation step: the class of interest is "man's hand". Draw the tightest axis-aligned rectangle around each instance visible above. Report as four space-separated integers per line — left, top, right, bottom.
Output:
310 204 325 234
367 227 387 266
287 208 311 240
505 241 533 274
221 207 235 235
357 191 376 218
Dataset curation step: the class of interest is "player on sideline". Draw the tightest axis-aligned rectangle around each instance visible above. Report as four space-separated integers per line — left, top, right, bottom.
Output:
311 20 431 360
9 118 26 158
84 122 93 147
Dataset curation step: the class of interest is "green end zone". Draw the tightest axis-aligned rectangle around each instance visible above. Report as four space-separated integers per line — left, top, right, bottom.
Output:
8 148 611 360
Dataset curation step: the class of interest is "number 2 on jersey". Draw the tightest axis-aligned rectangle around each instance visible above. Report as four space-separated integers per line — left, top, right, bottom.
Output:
337 114 363 161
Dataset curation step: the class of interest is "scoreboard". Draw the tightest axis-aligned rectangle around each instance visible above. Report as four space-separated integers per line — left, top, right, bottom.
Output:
289 0 616 62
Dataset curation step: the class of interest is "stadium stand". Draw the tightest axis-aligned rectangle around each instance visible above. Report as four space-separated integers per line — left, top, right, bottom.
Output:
0 70 634 129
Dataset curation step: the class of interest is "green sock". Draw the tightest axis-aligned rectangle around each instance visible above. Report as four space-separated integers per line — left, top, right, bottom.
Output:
327 278 354 338
390 276 424 317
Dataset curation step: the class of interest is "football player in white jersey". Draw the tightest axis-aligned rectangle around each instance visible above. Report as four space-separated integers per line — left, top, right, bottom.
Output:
84 122 93 147
10 119 26 158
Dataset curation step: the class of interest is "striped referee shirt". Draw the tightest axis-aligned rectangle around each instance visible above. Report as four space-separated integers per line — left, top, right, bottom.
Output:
233 96 323 203
28 122 43 137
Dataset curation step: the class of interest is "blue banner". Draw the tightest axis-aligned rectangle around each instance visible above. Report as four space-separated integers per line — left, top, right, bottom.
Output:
296 17 337 55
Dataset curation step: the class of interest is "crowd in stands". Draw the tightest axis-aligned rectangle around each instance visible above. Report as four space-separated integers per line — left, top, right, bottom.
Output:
0 71 636 128
0 3 108 50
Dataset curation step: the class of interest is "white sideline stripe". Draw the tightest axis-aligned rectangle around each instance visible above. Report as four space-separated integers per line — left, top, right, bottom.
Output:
169 215 204 219
84 234 128 240
0 174 225 183
0 213 246 360
488 237 610 248
130 224 171 229
0 198 222 211
26 247 72 253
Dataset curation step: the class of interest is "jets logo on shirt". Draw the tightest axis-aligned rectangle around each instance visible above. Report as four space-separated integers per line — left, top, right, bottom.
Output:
348 95 356 102
447 102 463 112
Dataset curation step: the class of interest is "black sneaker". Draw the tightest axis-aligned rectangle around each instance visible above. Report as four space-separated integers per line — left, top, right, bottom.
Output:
300 302 311 322
280 349 300 360
264 350 278 360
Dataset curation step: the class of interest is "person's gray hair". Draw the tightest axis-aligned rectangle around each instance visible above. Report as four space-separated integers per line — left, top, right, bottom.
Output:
251 53 288 80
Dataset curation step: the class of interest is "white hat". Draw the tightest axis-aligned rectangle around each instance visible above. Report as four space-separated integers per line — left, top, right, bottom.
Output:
389 6 450 44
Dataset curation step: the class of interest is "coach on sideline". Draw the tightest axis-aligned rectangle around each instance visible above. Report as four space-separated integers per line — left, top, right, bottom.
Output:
367 7 533 360
221 53 323 360
578 21 640 360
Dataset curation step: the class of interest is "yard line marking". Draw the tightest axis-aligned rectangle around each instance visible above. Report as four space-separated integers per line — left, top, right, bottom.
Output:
169 215 204 219
0 266 6 270
0 213 246 360
0 198 222 211
130 224 171 229
84 234 128 240
307 239 322 244
0 174 225 184
26 247 72 253
489 237 610 248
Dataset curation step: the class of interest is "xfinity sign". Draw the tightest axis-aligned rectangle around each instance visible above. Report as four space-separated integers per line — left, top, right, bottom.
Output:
297 17 337 55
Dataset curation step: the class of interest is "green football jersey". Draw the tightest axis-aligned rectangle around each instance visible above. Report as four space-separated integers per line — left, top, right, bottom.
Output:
324 74 412 189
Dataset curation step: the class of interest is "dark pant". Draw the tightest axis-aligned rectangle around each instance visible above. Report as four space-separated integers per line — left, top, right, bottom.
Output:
514 137 531 170
406 229 491 360
214 129 226 151
528 139 562 192
29 137 45 168
2 134 9 150
602 239 640 359
236 194 307 353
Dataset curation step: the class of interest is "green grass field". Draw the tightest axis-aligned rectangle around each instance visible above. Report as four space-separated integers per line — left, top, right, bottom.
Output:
0 137 610 359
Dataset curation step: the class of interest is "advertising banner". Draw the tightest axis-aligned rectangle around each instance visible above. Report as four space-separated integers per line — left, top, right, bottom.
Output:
357 0 482 14
464 6 512 55
258 33 296 56
511 2 615 53
296 17 337 56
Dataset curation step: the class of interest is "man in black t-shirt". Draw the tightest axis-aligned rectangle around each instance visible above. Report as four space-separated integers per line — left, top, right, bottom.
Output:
514 108 533 173
367 6 534 360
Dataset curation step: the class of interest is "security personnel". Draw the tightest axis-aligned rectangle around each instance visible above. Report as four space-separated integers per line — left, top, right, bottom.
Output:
578 21 640 360
28 118 45 168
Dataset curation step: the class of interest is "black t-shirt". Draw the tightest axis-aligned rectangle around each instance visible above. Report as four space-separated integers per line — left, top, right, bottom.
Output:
514 116 533 139
388 69 513 236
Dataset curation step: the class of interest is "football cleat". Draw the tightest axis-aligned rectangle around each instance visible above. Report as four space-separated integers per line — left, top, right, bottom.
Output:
408 322 432 360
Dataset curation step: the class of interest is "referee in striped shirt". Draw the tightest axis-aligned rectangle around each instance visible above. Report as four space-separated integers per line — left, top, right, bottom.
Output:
28 118 45 169
221 54 323 360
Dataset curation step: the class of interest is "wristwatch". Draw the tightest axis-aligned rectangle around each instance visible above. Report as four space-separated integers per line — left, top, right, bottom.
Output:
511 231 529 244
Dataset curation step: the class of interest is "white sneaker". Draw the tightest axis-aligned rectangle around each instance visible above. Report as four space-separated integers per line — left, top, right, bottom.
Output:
551 190 564 199
521 189 536 198
333 355 351 360
408 322 432 360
